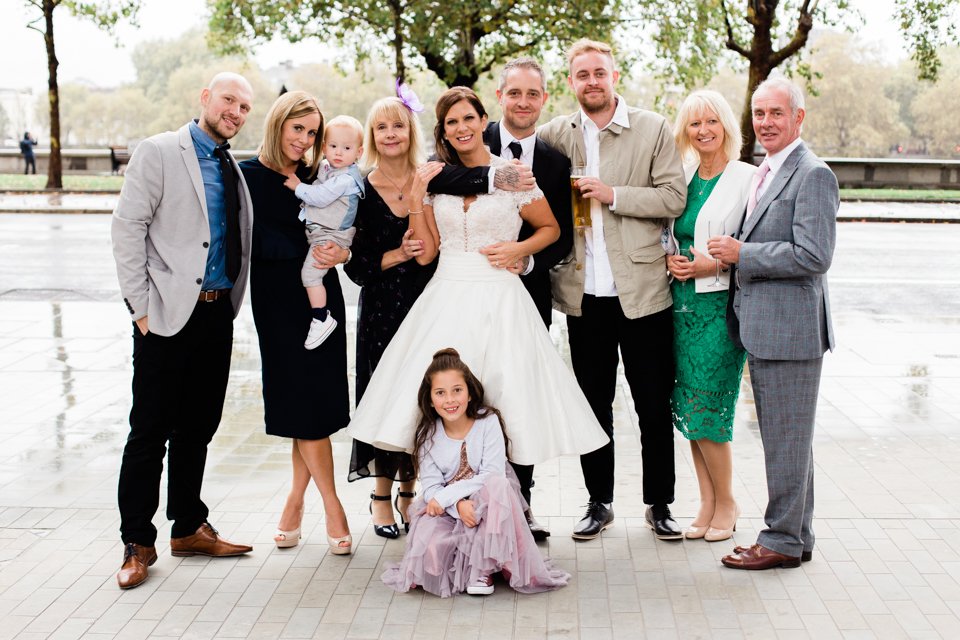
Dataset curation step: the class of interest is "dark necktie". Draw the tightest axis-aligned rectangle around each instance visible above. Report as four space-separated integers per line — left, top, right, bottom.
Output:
508 141 523 160
213 143 241 283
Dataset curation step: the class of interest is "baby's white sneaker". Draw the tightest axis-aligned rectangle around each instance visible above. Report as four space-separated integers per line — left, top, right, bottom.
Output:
304 316 337 350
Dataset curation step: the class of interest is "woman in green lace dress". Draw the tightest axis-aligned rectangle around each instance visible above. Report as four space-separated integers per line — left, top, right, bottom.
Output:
665 91 755 542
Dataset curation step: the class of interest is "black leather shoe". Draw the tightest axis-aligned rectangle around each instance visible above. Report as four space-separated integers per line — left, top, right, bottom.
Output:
572 502 614 540
645 504 683 540
526 509 550 541
801 550 813 562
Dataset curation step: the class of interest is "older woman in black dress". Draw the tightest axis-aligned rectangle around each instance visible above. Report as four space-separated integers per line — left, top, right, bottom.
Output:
344 97 442 538
239 91 352 554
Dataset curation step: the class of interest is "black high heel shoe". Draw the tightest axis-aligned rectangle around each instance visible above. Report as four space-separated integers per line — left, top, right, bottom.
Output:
395 490 416 533
370 493 400 539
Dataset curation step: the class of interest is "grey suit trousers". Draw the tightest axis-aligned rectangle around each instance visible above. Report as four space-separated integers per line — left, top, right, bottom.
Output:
748 355 822 557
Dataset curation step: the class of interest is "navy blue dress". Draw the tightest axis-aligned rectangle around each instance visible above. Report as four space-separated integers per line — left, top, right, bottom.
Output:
240 157 350 439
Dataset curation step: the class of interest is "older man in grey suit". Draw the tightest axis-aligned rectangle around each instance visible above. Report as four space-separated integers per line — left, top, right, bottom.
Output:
111 72 255 589
708 77 838 570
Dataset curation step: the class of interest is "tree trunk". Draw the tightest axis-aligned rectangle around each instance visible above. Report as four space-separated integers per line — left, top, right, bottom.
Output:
389 0 405 83
735 1 776 163
44 0 63 190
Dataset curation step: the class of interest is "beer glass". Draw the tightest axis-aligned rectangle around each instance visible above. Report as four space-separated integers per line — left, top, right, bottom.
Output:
570 165 591 231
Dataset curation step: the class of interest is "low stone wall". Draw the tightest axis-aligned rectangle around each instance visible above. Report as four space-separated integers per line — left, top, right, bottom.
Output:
3 149 960 189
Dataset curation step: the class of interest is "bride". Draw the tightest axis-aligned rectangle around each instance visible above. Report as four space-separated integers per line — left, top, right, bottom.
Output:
347 87 608 470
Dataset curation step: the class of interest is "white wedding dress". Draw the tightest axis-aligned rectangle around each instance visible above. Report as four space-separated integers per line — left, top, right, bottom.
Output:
346 156 609 465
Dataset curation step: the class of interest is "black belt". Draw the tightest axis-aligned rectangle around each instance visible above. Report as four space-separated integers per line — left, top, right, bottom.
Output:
198 289 229 302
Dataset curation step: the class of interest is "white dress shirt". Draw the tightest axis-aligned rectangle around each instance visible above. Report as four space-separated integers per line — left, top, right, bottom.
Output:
579 96 630 297
498 121 537 276
757 137 804 202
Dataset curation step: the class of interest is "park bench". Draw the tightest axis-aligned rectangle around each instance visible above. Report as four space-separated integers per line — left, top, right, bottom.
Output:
110 146 130 175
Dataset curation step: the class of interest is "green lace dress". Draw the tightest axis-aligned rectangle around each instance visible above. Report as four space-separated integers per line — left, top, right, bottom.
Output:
670 172 746 443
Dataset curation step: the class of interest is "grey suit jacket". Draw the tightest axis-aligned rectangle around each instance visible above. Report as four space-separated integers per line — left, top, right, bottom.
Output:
729 142 838 360
111 123 253 337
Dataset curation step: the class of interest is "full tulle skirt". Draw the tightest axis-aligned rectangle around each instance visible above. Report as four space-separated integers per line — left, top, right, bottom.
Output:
381 471 570 597
346 251 609 465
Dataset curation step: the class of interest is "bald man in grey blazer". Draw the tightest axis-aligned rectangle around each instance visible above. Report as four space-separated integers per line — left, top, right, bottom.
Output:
708 77 838 570
111 72 256 589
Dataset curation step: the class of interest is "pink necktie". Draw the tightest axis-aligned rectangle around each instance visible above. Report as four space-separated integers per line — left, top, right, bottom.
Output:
746 159 771 220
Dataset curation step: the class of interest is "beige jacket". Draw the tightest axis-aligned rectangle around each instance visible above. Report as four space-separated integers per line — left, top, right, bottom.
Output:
538 101 686 318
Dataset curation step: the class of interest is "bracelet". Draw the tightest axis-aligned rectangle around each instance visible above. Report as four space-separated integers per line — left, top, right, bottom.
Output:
407 209 423 215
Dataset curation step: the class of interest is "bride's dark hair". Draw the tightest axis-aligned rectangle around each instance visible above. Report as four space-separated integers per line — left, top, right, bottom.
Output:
433 87 487 166
412 347 509 477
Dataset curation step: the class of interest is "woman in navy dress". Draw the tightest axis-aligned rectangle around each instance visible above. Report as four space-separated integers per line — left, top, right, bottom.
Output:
239 91 352 554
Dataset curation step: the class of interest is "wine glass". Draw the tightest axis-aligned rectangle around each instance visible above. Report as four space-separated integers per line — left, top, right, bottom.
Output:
675 245 693 313
707 219 727 288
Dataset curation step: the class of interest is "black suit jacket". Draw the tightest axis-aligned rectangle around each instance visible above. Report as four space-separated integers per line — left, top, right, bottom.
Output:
427 123 572 326
485 122 572 326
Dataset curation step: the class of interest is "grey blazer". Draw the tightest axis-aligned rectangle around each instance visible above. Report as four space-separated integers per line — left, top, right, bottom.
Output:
111 124 253 337
728 142 838 361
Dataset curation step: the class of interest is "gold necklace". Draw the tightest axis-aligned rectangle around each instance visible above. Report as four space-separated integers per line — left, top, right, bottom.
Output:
377 168 410 201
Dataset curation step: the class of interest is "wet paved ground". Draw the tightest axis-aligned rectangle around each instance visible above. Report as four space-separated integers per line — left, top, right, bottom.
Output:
3 193 959 222
1 213 960 639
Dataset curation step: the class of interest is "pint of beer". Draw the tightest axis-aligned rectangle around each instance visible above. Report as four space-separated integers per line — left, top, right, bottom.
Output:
570 165 591 231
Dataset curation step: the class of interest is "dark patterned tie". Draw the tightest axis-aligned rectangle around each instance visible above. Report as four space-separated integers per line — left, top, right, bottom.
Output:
213 143 241 282
508 141 523 160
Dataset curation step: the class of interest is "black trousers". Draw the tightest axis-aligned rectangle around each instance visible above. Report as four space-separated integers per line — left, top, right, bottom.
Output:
566 295 675 505
24 156 35 175
118 297 234 546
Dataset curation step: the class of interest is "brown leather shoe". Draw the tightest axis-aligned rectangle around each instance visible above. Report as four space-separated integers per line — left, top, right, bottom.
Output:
170 523 253 557
722 543 800 570
117 542 158 589
733 544 812 562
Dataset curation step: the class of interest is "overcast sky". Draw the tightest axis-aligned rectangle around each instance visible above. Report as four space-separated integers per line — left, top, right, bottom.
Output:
3 0 907 93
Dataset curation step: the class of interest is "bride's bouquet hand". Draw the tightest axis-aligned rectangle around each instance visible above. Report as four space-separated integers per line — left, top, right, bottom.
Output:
480 242 524 271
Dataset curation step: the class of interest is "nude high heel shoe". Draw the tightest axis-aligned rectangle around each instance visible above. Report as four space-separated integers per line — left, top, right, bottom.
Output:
704 505 740 542
684 524 708 539
275 506 304 548
327 534 353 555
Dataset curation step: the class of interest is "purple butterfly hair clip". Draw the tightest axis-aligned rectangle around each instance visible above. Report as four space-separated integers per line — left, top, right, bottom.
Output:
396 79 424 113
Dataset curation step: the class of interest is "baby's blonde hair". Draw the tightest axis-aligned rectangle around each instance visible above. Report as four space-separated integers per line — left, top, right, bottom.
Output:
324 115 364 146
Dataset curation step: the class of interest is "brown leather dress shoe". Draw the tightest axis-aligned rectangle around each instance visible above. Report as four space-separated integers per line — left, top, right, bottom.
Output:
170 523 253 557
721 543 801 570
117 542 158 589
734 544 812 562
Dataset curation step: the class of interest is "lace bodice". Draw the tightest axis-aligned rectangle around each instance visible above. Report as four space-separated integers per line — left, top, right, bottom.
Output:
429 155 544 254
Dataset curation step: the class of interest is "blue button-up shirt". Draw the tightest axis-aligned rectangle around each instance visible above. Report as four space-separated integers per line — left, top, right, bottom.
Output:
189 120 233 290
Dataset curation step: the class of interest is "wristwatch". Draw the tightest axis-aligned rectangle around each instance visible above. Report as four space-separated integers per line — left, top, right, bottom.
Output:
344 249 352 265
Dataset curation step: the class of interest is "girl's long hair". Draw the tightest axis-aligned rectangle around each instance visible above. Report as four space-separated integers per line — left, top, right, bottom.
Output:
411 347 510 477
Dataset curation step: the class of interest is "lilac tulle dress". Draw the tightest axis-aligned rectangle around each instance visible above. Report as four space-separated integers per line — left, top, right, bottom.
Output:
381 413 570 597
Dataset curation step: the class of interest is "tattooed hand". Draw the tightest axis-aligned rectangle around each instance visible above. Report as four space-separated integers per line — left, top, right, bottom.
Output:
493 159 535 191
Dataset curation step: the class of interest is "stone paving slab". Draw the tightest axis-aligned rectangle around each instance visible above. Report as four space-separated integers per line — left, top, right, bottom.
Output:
1 215 960 639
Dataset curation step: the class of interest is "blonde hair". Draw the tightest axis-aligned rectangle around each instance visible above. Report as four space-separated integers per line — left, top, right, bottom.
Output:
566 38 615 70
324 114 364 145
360 97 425 171
672 90 742 163
258 91 323 179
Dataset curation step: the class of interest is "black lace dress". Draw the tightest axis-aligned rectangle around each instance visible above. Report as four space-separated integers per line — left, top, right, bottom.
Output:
344 177 436 480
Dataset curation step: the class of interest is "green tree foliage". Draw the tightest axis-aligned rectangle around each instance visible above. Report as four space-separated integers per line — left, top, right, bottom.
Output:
21 0 142 189
634 0 959 160
910 47 960 156
206 0 627 89
802 32 908 157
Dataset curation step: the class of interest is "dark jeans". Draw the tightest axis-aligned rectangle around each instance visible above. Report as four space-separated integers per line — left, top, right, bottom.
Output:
566 295 675 505
118 297 234 546
24 156 35 175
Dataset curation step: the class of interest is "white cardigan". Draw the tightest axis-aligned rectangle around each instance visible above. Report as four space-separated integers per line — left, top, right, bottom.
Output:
667 159 755 292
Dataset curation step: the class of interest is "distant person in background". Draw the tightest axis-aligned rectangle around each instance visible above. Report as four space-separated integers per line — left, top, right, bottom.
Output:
20 131 37 175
